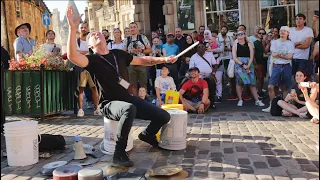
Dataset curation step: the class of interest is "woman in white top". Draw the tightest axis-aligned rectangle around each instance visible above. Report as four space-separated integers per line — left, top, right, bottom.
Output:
42 30 62 55
107 28 124 50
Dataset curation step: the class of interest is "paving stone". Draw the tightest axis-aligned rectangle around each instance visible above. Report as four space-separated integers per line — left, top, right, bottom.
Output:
238 158 251 165
266 157 282 167
236 146 248 152
295 158 310 164
224 148 234 154
300 164 318 172
253 162 269 169
239 165 254 174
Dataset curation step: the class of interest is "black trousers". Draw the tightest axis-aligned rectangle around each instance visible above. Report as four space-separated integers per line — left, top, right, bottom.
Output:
204 77 216 105
101 96 170 152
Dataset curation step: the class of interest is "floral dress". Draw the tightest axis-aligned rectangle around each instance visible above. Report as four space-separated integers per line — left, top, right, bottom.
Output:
234 42 256 85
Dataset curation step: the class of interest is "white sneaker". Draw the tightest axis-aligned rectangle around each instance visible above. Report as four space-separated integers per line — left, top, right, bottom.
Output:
77 109 84 117
255 100 265 107
262 89 267 92
237 100 243 107
93 110 102 116
262 105 271 112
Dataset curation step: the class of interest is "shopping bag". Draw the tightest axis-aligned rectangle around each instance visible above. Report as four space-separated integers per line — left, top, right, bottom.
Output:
165 90 180 104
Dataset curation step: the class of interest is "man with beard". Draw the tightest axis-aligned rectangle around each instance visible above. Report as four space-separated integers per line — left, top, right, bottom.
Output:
196 26 205 42
102 29 113 45
76 22 99 117
13 23 36 60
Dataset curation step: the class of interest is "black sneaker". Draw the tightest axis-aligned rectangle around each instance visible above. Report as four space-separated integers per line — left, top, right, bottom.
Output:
138 133 159 148
113 151 134 167
215 97 222 103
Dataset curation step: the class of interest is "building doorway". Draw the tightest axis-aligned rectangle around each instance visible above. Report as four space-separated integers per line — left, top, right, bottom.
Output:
149 0 165 32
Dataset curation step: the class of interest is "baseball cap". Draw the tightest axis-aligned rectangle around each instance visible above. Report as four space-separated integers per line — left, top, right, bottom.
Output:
167 33 175 37
188 67 200 72
280 26 290 32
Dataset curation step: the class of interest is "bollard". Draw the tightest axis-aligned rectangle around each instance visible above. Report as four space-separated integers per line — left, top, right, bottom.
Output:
1 62 5 133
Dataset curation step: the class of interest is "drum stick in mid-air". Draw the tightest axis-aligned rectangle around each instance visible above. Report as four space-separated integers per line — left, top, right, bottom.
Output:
174 41 199 59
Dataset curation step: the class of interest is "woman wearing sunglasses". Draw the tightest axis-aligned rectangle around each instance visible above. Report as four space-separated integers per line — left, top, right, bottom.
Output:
232 30 265 107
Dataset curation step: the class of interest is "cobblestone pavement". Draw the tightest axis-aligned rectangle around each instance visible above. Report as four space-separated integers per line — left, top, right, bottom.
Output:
1 107 319 180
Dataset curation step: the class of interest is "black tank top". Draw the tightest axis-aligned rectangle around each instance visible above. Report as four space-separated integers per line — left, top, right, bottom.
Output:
236 42 250 57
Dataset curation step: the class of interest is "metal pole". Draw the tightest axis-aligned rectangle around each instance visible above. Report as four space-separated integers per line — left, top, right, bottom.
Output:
46 25 49 32
40 64 44 121
1 62 5 133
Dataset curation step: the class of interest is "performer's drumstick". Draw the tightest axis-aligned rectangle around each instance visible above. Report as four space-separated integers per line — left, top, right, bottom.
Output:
174 41 199 59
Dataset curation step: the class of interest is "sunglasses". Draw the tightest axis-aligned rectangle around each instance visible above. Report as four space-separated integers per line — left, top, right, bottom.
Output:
268 34 273 37
237 33 245 36
259 32 266 35
167 35 175 38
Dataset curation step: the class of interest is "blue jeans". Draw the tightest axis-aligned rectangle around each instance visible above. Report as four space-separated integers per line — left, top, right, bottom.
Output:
269 64 292 89
292 59 308 75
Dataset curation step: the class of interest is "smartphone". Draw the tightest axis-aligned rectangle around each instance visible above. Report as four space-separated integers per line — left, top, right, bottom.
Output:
156 45 161 49
315 10 319 17
300 82 310 88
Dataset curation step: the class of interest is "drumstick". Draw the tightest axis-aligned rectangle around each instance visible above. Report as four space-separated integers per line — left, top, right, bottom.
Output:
175 41 199 59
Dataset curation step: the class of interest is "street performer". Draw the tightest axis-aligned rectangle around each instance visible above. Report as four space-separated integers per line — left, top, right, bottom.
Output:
66 6 177 167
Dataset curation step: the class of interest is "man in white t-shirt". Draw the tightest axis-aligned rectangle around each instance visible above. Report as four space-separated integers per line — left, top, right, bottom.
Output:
76 22 99 117
289 13 314 75
189 42 217 108
262 26 295 112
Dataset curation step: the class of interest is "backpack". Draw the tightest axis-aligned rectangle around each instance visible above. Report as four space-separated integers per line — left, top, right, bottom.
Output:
126 34 146 49
270 95 283 116
39 134 66 152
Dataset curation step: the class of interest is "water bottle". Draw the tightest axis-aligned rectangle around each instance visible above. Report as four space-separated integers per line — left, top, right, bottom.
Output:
82 144 96 154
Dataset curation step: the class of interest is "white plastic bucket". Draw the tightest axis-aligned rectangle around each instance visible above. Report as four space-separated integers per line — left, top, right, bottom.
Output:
100 117 133 155
4 120 40 166
159 109 188 150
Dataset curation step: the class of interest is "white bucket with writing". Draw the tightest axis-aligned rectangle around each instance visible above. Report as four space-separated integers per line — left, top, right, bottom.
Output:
4 120 40 166
159 109 188 150
100 117 133 155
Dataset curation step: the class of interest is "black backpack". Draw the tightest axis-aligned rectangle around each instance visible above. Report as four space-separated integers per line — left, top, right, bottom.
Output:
39 134 66 152
126 34 146 49
270 95 283 116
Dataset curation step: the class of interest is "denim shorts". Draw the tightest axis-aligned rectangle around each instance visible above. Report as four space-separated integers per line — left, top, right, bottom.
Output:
269 64 292 88
292 59 308 75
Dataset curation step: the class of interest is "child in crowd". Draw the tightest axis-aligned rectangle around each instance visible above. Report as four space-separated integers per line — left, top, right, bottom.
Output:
138 87 152 103
155 65 176 107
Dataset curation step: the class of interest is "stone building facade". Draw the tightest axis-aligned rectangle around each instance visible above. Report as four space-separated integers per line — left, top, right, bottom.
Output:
88 0 318 40
87 0 134 39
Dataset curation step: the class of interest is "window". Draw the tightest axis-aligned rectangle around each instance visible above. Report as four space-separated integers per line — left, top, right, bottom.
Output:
260 0 296 30
205 0 240 32
15 0 21 18
122 14 130 30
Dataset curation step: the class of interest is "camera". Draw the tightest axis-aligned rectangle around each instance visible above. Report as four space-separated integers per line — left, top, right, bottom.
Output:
315 10 319 17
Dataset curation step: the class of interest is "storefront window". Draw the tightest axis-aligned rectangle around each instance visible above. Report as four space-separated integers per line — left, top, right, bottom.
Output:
260 0 296 30
205 0 239 31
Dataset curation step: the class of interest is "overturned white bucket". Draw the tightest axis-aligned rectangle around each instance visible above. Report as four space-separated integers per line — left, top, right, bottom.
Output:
100 117 133 155
159 109 188 150
4 120 40 166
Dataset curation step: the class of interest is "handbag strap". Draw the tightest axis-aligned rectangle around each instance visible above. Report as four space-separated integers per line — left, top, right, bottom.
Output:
198 54 213 69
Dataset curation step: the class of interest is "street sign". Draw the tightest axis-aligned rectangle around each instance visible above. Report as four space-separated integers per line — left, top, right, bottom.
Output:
42 13 50 26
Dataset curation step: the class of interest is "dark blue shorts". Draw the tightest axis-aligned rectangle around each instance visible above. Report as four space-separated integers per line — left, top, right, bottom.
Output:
269 64 292 88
